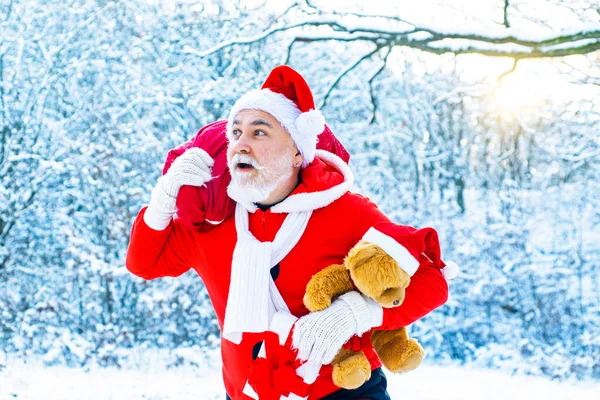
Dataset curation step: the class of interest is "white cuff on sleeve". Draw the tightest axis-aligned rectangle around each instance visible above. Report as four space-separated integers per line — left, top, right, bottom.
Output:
364 296 383 328
143 177 177 231
339 292 382 334
143 202 174 231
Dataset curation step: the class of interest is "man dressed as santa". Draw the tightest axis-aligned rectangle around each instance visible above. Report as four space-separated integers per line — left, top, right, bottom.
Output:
126 65 455 400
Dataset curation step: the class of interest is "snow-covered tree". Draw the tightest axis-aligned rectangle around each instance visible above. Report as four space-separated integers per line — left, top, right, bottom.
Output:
1 0 598 380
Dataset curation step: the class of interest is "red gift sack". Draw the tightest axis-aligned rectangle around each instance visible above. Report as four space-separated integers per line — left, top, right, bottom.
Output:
163 120 350 232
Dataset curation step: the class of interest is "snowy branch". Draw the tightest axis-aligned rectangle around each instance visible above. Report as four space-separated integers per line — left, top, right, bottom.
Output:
319 44 382 109
190 5 600 60
292 19 600 58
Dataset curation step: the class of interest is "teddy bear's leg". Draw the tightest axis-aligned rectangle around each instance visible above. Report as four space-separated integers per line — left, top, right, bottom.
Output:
303 264 354 312
371 328 425 373
331 347 372 390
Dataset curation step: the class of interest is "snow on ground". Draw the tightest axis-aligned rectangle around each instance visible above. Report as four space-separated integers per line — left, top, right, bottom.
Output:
1 350 599 400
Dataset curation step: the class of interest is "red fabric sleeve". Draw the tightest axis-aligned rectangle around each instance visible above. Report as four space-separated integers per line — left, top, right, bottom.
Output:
125 206 198 280
351 194 449 330
374 253 448 330
351 195 392 243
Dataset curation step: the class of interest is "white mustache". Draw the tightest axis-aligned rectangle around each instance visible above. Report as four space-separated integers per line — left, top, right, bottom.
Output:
230 154 265 170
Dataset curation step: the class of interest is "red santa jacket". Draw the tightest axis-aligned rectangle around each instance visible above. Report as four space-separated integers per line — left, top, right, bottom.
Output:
126 151 449 400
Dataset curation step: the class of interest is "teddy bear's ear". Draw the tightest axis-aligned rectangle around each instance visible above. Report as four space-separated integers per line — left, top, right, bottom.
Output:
344 241 380 272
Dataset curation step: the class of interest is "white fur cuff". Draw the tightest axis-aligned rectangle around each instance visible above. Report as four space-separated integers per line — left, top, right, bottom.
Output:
143 178 177 231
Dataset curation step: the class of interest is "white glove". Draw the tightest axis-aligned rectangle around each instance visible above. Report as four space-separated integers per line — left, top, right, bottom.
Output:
291 291 383 366
144 147 213 230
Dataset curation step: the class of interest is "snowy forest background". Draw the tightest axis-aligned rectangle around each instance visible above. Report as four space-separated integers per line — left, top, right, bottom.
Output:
1 0 599 385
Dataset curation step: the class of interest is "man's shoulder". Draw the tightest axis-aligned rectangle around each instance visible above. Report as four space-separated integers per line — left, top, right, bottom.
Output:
311 191 389 237
324 190 377 211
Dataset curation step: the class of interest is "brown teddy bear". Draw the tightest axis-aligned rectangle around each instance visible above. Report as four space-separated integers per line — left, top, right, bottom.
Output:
303 240 426 390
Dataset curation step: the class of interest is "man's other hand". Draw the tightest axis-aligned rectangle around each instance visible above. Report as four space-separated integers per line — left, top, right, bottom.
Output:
291 291 382 366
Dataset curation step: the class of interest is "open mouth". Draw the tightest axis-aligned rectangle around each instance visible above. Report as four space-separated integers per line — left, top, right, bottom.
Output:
236 162 255 171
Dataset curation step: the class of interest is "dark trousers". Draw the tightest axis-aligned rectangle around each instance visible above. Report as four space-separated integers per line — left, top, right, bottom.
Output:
226 368 391 400
319 368 391 400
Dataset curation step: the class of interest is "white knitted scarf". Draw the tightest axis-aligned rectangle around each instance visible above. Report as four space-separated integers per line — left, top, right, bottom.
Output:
223 203 312 344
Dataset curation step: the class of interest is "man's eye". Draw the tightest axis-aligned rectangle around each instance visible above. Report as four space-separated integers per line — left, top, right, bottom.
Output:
255 130 266 136
232 129 241 136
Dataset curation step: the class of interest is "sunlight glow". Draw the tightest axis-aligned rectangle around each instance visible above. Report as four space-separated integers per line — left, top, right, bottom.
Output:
493 74 547 110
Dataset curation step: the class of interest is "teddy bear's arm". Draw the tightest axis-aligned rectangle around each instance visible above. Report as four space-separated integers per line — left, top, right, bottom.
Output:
303 264 354 312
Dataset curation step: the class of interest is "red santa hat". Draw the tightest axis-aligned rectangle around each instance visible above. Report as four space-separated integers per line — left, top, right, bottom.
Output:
226 65 326 168
362 223 459 280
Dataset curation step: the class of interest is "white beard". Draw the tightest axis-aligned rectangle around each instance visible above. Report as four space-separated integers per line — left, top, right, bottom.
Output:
227 146 295 204
227 179 279 204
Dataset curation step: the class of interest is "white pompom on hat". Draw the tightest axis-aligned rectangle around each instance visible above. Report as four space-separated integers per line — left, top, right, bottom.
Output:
226 65 326 168
442 260 460 280
361 222 460 281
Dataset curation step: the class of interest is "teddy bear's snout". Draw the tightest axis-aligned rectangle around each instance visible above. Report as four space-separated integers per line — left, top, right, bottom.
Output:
377 287 406 308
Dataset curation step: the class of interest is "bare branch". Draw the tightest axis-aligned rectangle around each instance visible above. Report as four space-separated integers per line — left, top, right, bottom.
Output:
368 46 392 124
498 58 519 83
296 32 600 58
186 11 600 60
273 1 299 22
181 19 339 58
284 37 297 65
319 44 383 110
303 0 319 11
504 0 510 28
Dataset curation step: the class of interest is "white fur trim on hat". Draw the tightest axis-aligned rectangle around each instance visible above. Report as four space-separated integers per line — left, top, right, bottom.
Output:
294 109 324 166
227 89 324 167
362 227 420 276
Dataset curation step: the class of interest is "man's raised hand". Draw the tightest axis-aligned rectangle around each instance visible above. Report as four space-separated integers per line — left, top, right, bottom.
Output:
161 147 214 197
144 148 213 230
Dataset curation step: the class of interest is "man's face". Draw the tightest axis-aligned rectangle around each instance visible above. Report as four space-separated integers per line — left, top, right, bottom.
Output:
227 109 299 200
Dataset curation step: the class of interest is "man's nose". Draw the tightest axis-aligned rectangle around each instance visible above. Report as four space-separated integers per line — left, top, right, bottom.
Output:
232 131 251 153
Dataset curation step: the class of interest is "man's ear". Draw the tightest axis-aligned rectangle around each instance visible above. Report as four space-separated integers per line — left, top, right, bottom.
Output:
294 151 304 168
